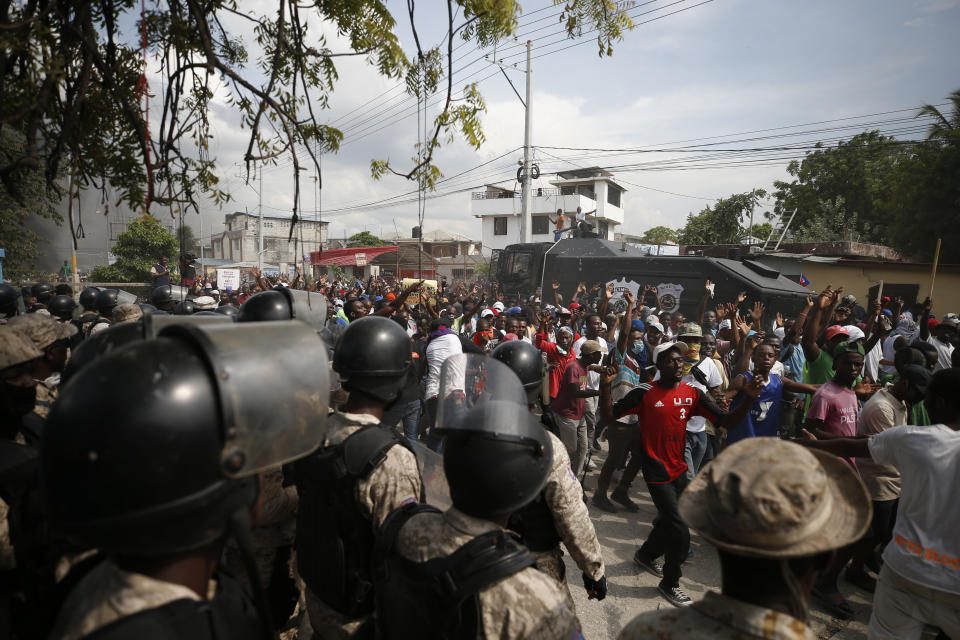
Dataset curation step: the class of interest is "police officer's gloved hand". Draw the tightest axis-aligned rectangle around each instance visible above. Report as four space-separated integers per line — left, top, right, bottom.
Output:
582 573 607 600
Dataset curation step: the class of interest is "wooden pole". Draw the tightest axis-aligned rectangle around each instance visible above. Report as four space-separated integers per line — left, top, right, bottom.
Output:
929 238 942 300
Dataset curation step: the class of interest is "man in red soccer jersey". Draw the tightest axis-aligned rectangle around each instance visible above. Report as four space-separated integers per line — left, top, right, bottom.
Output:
600 341 764 608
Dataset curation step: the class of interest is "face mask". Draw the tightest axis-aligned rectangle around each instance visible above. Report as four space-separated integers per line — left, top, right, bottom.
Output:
681 346 700 377
631 342 645 357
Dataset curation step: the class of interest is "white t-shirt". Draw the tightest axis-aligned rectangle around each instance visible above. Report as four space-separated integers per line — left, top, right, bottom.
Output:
424 333 463 399
924 335 955 372
864 339 883 382
869 424 960 595
572 336 610 413
653 358 722 433
880 334 900 375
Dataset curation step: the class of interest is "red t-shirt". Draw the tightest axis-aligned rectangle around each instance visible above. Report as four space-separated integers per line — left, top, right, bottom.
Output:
613 381 721 484
535 332 576 399
551 358 589 420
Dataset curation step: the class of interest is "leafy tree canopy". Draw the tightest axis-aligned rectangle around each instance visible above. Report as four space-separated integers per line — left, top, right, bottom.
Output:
90 216 179 282
676 189 768 245
347 231 386 247
0 0 635 223
640 225 678 245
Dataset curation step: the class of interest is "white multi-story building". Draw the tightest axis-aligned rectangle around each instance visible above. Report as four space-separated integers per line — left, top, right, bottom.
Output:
208 211 328 273
471 167 626 252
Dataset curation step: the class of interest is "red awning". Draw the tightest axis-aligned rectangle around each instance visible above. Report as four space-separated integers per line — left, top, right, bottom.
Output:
310 245 397 266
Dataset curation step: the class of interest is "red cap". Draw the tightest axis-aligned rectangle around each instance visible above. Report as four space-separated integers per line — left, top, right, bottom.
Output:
569 302 581 310
825 325 850 341
928 318 940 329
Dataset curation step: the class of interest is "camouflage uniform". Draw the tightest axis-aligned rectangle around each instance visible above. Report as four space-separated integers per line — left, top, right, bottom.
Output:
49 559 213 640
532 431 604 608
395 506 584 640
33 376 58 420
304 411 421 639
617 590 817 639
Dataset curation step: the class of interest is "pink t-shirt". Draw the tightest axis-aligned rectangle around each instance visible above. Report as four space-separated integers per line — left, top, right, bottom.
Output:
808 380 860 468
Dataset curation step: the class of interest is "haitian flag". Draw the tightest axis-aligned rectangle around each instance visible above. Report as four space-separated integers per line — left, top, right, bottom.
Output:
799 273 810 287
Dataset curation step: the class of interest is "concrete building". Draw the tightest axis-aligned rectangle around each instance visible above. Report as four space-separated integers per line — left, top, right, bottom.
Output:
471 167 626 252
207 211 328 275
309 245 437 281
380 228 480 259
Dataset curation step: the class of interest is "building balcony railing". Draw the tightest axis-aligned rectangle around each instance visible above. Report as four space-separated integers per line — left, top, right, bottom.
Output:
471 187 571 200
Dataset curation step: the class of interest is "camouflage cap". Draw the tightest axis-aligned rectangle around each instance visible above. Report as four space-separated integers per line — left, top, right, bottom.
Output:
677 322 703 339
0 326 43 371
8 313 78 350
112 303 143 324
679 438 871 558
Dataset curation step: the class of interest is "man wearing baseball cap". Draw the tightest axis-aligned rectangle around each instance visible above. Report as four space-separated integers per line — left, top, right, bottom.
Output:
600 341 764 607
618 438 871 639
802 288 854 402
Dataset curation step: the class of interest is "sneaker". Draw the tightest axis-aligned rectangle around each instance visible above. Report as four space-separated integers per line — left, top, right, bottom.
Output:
611 488 640 513
633 550 664 578
657 584 693 607
591 494 618 513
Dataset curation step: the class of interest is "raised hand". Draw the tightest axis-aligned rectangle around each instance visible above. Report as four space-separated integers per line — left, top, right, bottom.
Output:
749 301 765 322
623 289 634 306
805 294 814 309
817 286 834 309
715 304 726 321
552 280 560 291
605 283 615 298
776 311 783 328
736 291 747 304
600 365 619 386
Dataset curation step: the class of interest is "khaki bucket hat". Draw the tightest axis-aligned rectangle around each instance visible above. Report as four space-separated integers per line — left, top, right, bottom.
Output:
679 438 871 558
0 326 43 371
8 314 77 351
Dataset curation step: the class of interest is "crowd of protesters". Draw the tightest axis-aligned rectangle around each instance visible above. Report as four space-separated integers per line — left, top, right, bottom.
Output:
0 266 958 640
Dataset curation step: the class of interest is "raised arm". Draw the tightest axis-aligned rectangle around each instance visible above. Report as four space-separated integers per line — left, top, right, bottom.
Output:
697 280 713 324
802 286 833 362
616 290 634 354
918 297 932 342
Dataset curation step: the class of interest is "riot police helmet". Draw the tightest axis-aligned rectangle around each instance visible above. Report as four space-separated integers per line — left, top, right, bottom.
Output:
137 302 157 314
47 295 77 320
214 305 239 318
78 286 100 310
151 285 176 310
43 321 329 556
194 310 218 316
173 299 196 315
0 284 17 317
31 282 55 304
332 316 411 404
443 400 552 518
238 290 291 323
95 288 120 315
491 340 545 405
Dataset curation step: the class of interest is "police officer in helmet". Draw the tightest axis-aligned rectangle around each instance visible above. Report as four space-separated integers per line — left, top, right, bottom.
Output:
87 289 120 336
45 320 330 639
151 285 178 313
491 340 607 609
294 315 422 638
0 283 19 322
373 358 584 639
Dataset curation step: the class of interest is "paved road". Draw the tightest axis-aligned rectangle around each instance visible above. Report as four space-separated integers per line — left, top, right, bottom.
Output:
560 444 876 640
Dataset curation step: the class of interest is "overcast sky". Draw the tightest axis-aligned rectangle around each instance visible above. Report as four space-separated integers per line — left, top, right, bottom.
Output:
184 0 960 248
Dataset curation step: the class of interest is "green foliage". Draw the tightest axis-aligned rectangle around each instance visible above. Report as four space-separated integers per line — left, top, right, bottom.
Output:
0 129 64 280
789 197 874 243
750 222 774 242
347 231 385 247
640 225 678 245
771 131 909 244
676 189 768 245
90 216 179 282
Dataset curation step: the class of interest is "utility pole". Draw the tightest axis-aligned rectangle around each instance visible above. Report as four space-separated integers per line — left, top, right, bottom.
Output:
521 40 533 243
486 40 533 243
257 163 264 272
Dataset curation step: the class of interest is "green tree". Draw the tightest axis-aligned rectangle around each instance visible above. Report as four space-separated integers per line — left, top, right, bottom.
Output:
677 189 768 245
0 1 634 216
749 222 774 242
640 225 678 245
347 231 385 247
0 132 63 280
90 216 179 282
789 197 876 243
771 131 908 244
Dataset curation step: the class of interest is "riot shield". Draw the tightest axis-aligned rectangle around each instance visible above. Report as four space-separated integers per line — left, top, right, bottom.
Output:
435 353 527 432
159 320 329 478
413 442 451 511
277 287 328 333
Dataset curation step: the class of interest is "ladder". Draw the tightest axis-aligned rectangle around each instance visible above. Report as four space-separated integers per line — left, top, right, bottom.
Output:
761 210 797 252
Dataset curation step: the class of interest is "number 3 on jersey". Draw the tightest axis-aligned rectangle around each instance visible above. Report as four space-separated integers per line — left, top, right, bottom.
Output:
679 408 686 420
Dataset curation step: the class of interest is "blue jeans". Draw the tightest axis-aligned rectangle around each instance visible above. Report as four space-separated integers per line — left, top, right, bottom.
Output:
381 399 422 449
684 431 709 480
